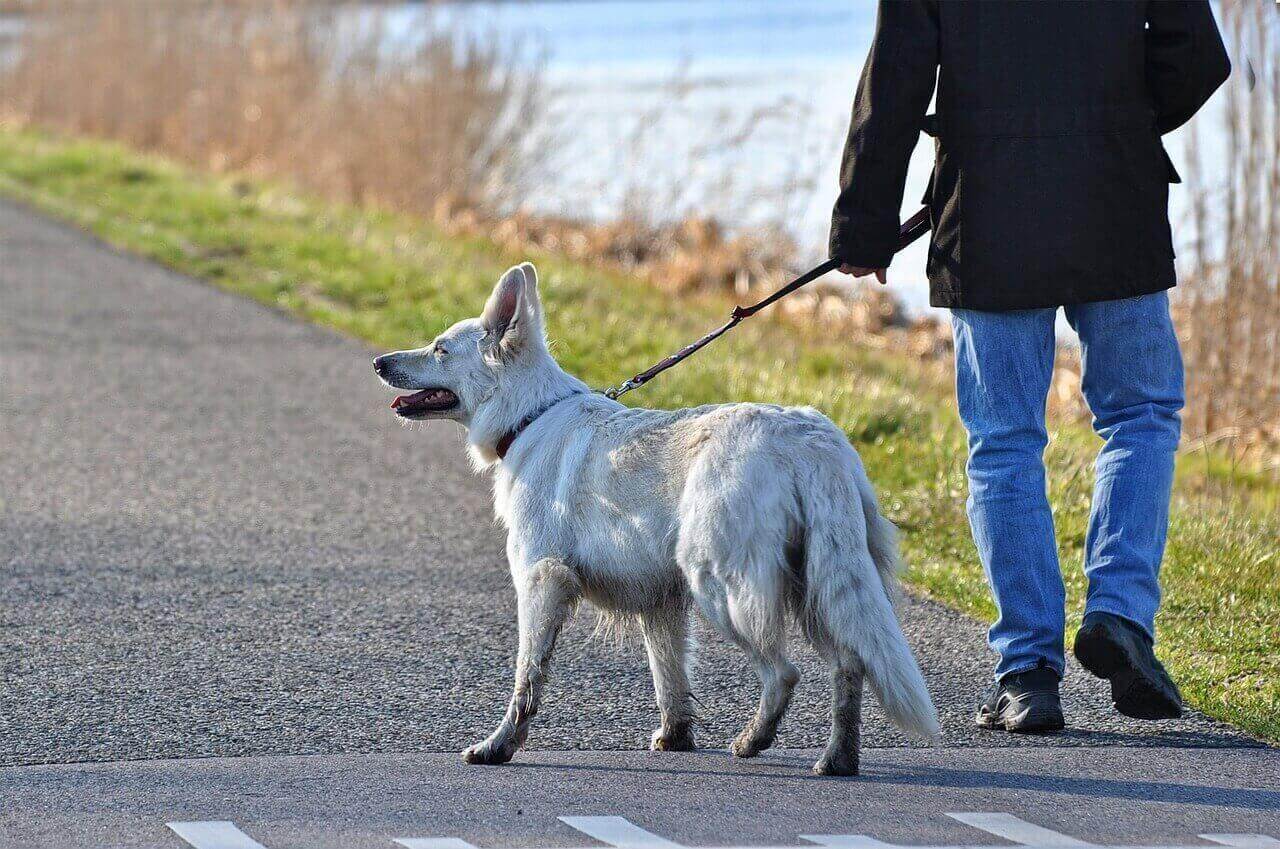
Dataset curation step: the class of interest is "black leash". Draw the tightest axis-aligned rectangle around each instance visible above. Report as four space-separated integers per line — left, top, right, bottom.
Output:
602 207 932 400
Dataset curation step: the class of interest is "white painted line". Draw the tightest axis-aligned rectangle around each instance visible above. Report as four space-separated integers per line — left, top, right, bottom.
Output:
560 816 684 849
167 821 268 849
794 845 1280 849
802 837 898 849
947 813 1095 847
164 814 1280 849
794 845 1276 849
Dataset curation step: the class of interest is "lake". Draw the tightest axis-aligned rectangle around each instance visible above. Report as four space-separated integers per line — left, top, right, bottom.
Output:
372 1 1218 315
6 2 1219 314
365 0 947 306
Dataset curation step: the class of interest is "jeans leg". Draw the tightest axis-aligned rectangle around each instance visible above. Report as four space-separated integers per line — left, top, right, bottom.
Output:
951 307 1063 679
1065 293 1184 639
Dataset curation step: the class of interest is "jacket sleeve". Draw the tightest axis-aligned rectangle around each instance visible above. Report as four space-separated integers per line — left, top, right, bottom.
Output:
829 0 939 269
1145 0 1232 135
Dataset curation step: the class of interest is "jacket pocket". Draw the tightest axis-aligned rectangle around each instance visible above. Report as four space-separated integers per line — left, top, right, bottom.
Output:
922 136 961 286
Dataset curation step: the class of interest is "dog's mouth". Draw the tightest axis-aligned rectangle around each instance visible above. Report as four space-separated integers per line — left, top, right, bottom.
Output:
391 388 459 419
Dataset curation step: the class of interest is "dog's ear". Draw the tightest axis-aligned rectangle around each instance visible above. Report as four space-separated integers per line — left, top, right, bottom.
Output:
482 264 543 356
517 262 543 324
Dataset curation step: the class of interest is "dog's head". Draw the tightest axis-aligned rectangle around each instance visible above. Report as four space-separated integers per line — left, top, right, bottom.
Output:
373 262 547 425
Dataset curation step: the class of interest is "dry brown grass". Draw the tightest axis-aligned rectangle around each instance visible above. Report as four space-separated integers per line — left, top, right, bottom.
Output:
1177 1 1280 462
451 205 800 297
0 0 544 217
0 0 824 303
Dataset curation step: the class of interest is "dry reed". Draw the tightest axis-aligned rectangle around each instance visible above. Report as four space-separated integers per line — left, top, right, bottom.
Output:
1178 1 1280 459
0 0 544 217
0 0 823 301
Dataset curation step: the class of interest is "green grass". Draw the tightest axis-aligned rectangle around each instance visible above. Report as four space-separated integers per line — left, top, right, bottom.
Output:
1 127 1276 742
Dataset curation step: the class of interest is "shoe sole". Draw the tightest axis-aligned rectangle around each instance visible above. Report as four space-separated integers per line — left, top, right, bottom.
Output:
1075 624 1182 720
975 706 1065 734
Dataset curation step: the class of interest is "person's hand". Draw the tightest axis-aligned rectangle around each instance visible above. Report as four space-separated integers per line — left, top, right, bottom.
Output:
838 264 888 285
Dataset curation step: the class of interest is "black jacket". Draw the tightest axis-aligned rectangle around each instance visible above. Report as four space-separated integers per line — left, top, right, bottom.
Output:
829 0 1231 311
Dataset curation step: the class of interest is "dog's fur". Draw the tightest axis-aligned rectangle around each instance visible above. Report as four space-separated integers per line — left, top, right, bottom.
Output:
375 263 939 775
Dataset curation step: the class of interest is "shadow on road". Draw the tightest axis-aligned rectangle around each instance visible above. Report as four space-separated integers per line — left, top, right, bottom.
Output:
864 763 1280 810
510 747 1280 810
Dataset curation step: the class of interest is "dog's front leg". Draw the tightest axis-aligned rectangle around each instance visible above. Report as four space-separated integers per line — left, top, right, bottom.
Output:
463 558 579 766
641 603 696 751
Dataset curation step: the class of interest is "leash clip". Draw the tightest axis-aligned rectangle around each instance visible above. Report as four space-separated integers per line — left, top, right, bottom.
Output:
602 378 640 400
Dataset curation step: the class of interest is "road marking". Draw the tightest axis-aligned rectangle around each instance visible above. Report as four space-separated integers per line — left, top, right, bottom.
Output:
947 813 1095 847
560 816 684 849
167 821 268 849
166 815 1280 849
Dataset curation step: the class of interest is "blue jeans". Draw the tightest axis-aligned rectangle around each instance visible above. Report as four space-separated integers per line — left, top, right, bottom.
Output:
951 293 1184 679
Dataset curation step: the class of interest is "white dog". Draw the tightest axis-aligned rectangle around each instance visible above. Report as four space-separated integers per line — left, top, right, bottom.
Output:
374 263 939 775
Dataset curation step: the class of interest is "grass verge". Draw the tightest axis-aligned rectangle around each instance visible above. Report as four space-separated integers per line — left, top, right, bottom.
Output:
1 127 1276 741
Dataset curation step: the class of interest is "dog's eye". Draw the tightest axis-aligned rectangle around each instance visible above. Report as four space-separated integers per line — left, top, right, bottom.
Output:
434 344 447 358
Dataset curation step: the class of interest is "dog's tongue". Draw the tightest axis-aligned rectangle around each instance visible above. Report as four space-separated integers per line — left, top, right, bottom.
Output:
391 389 432 410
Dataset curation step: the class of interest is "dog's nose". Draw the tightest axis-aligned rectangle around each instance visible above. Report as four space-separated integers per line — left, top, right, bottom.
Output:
373 355 389 376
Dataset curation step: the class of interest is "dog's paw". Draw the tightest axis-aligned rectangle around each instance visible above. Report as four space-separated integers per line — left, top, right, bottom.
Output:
650 726 696 752
812 750 859 777
729 731 769 759
462 740 516 766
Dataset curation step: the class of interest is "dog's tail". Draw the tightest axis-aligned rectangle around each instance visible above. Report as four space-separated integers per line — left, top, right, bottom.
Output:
802 454 940 743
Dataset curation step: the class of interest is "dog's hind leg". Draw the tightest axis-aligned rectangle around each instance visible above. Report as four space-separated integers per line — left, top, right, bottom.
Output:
688 571 798 759
730 633 799 759
641 602 696 751
678 446 799 759
815 657 864 776
463 558 579 766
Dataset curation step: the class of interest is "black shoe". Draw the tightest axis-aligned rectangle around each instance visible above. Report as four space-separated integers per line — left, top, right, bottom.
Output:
1074 612 1182 720
975 667 1065 733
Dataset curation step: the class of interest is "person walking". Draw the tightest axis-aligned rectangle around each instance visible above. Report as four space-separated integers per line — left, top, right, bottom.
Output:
831 1 1230 732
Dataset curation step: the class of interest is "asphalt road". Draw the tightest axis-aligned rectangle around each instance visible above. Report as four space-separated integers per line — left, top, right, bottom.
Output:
5 748 1280 849
0 198 1274 848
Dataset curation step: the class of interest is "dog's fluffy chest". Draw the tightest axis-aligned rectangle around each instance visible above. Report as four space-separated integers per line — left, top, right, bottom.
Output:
492 408 692 607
